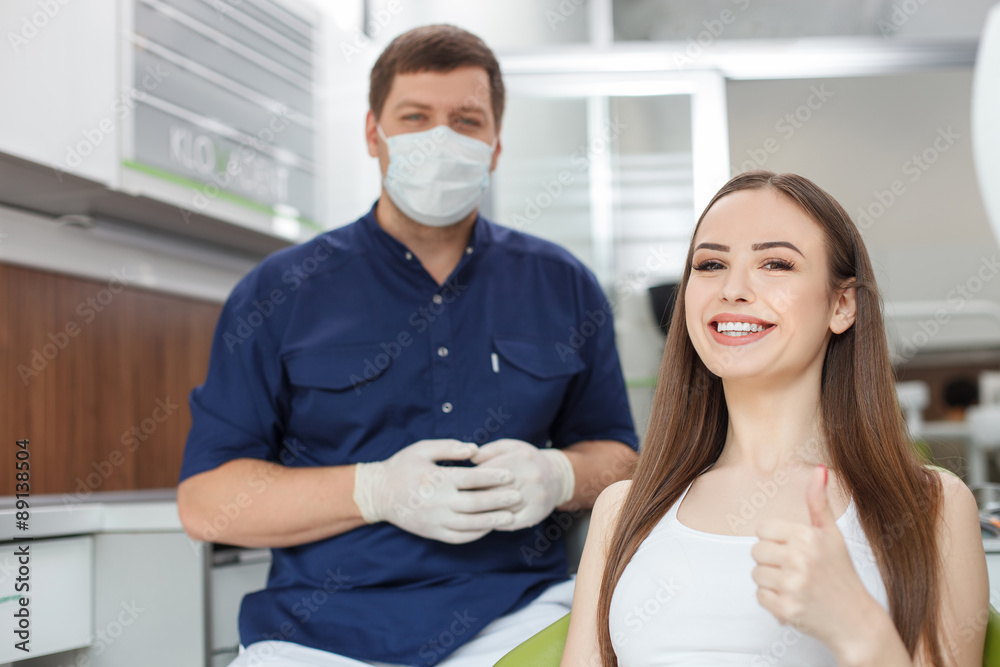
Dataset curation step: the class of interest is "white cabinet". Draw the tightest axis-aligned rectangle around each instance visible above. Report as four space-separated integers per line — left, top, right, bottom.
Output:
0 494 276 667
0 537 94 662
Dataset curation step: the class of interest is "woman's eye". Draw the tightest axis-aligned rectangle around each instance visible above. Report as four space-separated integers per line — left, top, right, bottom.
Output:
403 113 425 121
456 117 481 127
693 260 723 272
763 259 795 271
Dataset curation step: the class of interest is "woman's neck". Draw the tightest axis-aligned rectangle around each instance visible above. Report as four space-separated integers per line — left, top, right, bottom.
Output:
713 369 828 474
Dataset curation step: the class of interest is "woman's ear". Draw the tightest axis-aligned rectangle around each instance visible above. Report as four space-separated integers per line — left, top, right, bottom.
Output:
830 280 858 334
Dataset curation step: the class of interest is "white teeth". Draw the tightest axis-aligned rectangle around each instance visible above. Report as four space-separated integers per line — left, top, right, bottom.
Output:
715 321 769 335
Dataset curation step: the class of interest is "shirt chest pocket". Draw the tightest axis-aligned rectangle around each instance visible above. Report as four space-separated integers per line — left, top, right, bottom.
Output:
491 336 587 444
283 344 398 448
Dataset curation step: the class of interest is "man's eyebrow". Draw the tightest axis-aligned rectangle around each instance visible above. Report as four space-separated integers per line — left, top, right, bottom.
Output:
392 100 433 111
693 241 804 257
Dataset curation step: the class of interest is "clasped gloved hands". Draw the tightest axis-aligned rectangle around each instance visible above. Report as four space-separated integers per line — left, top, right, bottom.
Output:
470 438 575 532
353 439 523 544
353 438 575 542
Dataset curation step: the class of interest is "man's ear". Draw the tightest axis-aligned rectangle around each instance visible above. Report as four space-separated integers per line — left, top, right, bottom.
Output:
365 110 380 159
830 280 858 334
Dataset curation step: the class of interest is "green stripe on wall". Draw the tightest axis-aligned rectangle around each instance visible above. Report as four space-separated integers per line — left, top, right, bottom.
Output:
122 160 322 232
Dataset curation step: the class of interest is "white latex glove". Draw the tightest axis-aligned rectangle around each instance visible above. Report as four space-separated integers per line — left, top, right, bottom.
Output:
353 439 522 544
469 439 575 531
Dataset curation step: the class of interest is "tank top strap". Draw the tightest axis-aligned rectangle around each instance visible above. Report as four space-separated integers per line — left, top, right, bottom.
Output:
664 478 696 523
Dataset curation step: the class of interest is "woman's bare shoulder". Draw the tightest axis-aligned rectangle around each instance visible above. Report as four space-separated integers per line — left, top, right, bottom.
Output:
592 479 633 532
933 469 979 531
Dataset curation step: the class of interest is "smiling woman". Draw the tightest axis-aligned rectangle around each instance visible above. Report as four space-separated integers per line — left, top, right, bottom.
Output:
560 170 989 667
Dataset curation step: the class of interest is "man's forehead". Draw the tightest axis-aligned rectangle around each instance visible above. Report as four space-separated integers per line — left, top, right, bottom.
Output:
388 68 491 102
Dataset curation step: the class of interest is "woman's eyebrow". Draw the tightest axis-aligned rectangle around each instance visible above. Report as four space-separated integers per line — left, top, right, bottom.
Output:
753 241 804 257
693 241 804 257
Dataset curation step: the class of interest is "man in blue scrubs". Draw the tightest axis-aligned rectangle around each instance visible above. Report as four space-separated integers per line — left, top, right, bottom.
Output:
178 24 639 667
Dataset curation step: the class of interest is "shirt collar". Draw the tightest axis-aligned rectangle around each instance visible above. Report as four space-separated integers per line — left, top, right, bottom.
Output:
358 200 493 273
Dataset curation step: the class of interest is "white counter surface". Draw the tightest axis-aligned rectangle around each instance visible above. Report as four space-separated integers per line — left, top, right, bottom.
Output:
0 488 181 541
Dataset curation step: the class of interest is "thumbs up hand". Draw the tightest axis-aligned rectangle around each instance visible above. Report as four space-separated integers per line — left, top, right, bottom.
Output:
751 465 875 653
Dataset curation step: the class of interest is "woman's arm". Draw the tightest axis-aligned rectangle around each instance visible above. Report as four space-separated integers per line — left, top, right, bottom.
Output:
561 479 632 667
845 471 989 667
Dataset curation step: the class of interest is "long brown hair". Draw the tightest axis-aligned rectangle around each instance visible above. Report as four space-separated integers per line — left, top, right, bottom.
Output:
596 171 944 665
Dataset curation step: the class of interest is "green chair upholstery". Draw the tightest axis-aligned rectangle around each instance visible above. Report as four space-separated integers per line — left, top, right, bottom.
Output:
986 605 1000 666
494 607 1000 666
493 613 570 666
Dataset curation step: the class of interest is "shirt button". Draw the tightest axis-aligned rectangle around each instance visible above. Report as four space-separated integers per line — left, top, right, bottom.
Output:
404 252 413 260
437 346 449 357
465 246 473 254
432 294 443 304
441 402 453 413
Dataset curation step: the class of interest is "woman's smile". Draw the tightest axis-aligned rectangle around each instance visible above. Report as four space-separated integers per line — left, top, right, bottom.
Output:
708 320 777 346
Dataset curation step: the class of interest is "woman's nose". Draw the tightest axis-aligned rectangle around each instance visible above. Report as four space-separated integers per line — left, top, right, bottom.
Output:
719 265 754 303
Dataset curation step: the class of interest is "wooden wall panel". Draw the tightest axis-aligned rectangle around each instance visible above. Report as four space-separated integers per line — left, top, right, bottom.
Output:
1 262 222 495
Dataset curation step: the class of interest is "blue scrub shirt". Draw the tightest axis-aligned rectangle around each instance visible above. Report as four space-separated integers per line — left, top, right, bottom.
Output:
179 203 639 665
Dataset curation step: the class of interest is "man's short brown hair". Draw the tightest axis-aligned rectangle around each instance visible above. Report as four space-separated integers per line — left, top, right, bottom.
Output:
369 24 505 129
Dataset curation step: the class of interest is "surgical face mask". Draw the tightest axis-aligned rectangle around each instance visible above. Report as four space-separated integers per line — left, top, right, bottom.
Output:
378 124 496 227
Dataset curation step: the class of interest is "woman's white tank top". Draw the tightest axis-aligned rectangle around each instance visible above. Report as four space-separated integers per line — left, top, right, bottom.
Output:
609 479 889 666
